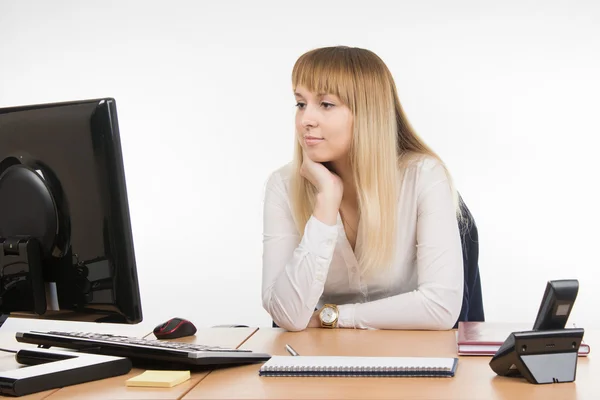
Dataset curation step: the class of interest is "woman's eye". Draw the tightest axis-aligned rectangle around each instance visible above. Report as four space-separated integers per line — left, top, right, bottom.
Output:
321 102 334 109
295 102 306 109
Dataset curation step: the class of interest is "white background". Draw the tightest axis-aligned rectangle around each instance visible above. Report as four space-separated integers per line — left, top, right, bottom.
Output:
1 0 598 332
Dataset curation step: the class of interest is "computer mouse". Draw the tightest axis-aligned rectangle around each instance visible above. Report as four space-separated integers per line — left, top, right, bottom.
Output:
153 317 197 339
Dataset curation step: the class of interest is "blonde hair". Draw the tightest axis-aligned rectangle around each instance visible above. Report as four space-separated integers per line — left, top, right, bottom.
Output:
290 46 461 275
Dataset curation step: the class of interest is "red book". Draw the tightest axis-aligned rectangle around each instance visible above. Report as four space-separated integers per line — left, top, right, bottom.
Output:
457 322 591 356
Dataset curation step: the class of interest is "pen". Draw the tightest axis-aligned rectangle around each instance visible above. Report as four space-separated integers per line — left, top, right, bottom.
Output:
285 344 300 356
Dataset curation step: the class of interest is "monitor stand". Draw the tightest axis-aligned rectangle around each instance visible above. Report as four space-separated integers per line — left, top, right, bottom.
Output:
0 319 132 397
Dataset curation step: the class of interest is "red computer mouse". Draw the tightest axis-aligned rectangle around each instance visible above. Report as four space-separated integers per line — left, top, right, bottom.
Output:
153 317 197 339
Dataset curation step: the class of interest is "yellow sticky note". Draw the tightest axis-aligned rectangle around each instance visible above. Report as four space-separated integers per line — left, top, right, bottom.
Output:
125 370 191 388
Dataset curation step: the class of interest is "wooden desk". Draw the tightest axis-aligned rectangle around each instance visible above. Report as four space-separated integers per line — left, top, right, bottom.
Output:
183 328 597 400
44 327 258 400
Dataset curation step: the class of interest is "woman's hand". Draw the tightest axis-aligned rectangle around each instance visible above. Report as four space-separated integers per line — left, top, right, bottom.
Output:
300 151 343 197
300 151 343 225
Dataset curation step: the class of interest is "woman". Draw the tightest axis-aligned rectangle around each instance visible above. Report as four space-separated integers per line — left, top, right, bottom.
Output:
261 46 464 331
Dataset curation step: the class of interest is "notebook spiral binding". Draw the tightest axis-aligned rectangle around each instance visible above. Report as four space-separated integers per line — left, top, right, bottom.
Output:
259 364 452 377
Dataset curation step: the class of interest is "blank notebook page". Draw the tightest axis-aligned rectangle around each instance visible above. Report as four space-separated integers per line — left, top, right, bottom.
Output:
259 356 458 377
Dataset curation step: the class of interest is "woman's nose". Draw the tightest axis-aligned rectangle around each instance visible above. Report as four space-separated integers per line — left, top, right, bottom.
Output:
301 104 318 128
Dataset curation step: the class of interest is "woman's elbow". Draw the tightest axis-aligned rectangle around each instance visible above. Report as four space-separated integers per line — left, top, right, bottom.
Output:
436 295 462 330
268 312 309 332
434 313 458 330
421 289 462 330
262 298 309 332
422 309 457 331
276 319 309 332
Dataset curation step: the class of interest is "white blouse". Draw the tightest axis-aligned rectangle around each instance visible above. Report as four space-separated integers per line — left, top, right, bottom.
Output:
261 155 464 331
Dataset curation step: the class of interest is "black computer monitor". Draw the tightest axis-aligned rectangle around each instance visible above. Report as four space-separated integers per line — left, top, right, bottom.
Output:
0 98 142 325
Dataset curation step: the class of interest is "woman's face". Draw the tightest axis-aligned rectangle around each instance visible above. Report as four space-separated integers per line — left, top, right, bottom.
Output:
294 85 353 163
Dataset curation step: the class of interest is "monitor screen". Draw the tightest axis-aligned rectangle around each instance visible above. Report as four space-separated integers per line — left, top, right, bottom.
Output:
0 98 142 324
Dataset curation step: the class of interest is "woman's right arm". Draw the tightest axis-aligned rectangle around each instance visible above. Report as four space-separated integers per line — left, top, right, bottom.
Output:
261 169 341 331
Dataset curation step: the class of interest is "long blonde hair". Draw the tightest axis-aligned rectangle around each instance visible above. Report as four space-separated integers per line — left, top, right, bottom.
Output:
290 46 460 275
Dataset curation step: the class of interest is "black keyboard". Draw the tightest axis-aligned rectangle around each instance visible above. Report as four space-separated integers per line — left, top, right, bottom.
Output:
16 330 271 368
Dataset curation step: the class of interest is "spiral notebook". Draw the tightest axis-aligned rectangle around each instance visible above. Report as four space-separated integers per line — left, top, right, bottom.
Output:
259 356 458 377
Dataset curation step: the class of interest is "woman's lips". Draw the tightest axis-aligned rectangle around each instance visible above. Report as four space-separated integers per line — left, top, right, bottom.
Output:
304 136 324 146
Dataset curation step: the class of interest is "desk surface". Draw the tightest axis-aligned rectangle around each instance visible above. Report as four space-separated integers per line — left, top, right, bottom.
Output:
183 328 597 400
1 324 596 400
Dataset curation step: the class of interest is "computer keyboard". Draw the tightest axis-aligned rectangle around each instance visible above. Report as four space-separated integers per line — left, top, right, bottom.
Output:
16 330 271 367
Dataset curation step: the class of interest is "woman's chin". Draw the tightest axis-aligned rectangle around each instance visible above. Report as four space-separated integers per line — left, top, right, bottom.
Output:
309 155 332 163
304 148 332 163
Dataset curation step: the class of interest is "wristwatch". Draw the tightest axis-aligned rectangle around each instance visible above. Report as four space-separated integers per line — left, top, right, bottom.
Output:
319 304 339 328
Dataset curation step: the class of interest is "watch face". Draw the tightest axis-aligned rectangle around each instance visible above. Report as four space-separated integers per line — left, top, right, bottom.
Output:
320 307 338 324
